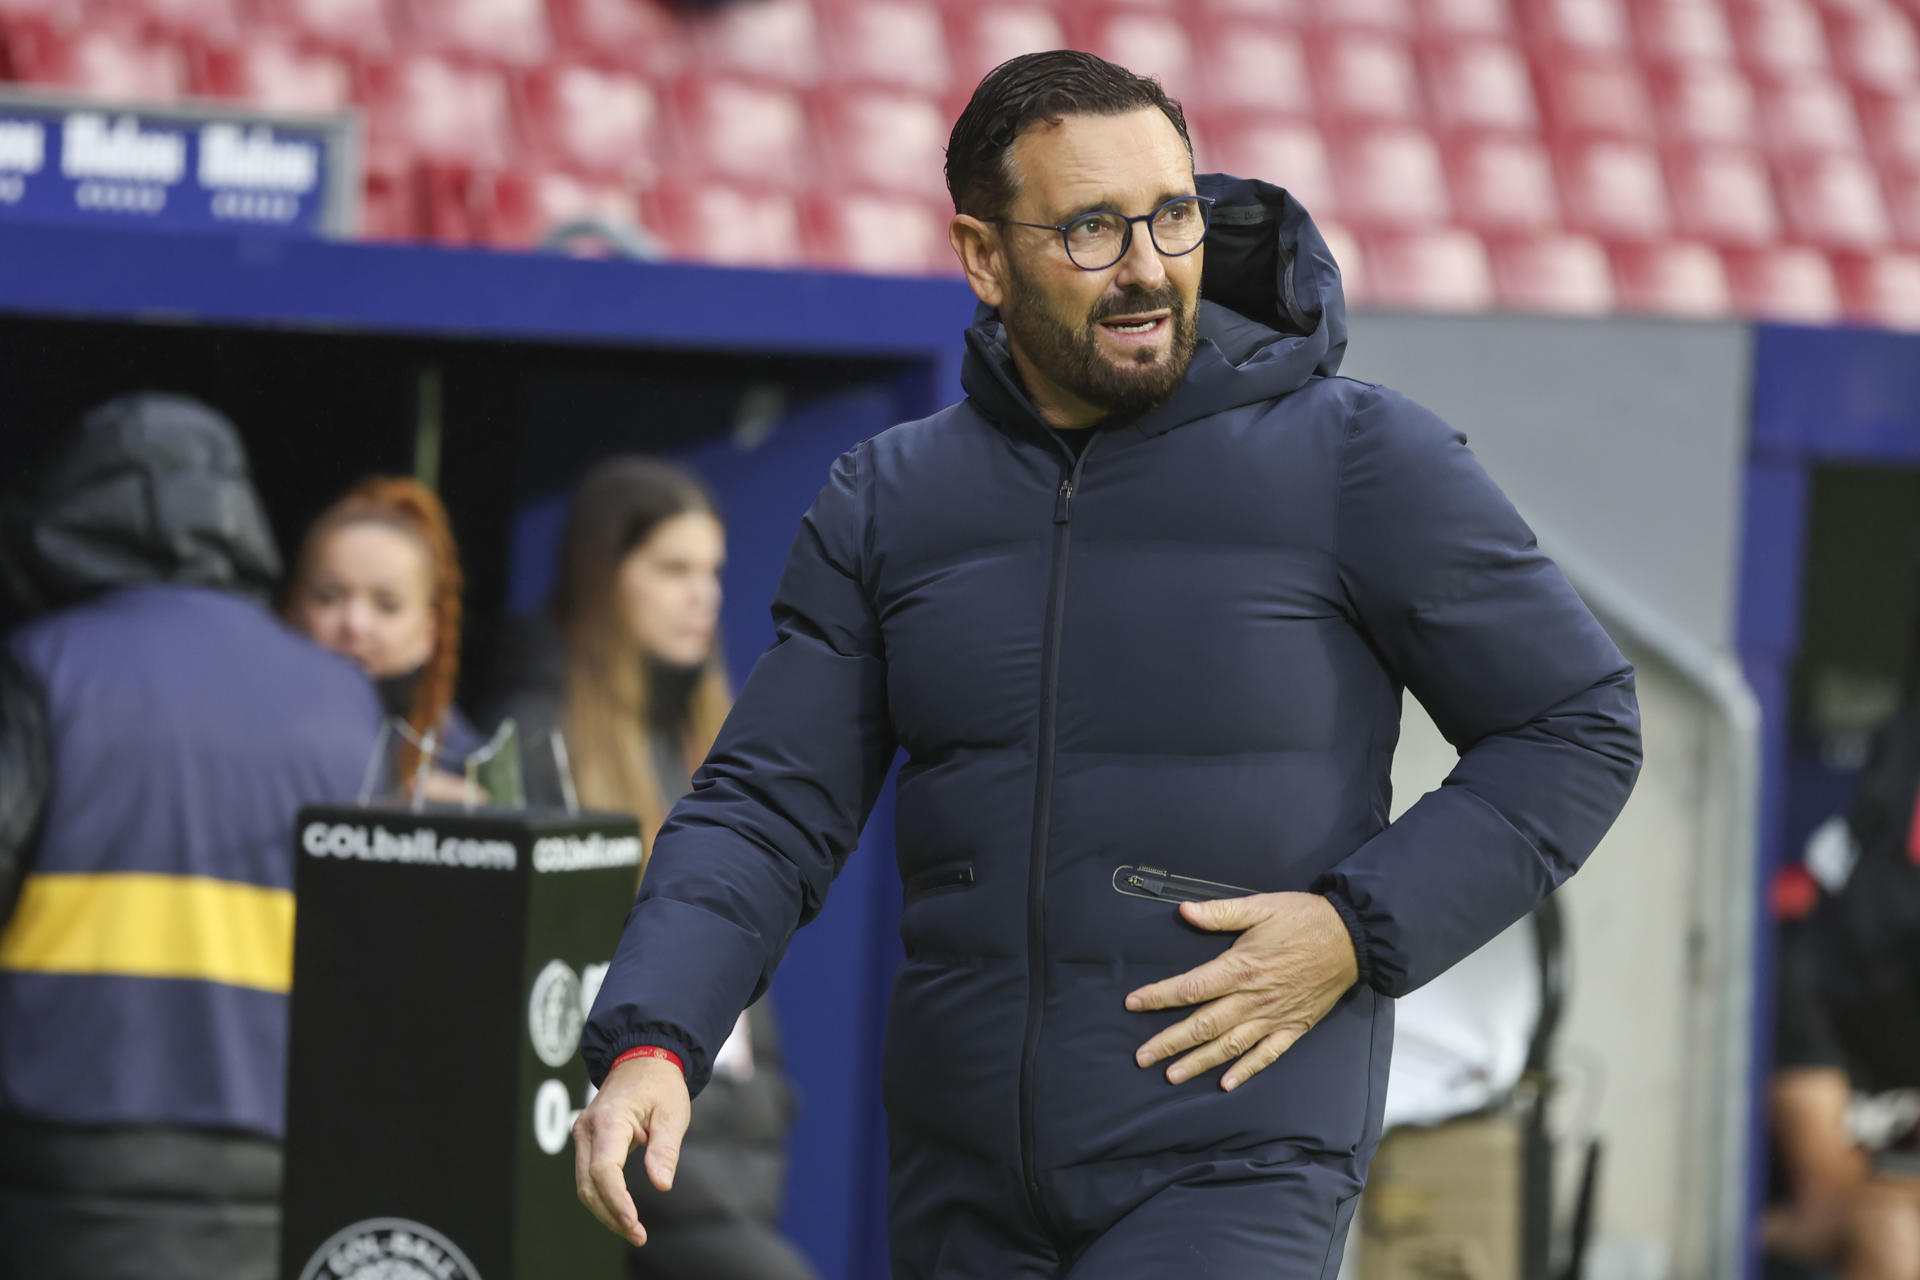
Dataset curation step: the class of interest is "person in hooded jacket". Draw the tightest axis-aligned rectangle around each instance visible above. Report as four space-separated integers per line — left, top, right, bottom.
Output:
0 393 384 1280
572 52 1642 1279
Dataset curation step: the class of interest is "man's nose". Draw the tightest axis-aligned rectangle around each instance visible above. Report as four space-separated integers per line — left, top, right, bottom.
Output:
1112 221 1168 291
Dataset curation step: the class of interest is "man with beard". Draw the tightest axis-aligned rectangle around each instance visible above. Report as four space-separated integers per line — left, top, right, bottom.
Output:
573 51 1641 1278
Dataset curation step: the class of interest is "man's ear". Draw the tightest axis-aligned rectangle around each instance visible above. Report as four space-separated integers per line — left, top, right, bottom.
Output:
948 215 1006 310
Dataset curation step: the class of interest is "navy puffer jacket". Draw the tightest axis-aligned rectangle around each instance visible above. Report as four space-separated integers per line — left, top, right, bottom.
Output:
584 176 1641 1189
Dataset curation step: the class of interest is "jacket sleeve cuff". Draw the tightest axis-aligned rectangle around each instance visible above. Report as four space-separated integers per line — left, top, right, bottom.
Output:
609 1045 685 1076
1318 886 1374 993
583 1023 702 1089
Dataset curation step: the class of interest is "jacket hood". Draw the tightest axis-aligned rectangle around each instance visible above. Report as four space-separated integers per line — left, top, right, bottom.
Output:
0 393 281 615
961 173 1349 440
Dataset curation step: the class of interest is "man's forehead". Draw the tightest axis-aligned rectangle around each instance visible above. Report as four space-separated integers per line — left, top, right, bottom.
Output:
1006 109 1194 218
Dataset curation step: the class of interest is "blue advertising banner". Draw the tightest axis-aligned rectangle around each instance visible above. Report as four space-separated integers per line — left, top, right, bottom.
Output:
0 93 358 238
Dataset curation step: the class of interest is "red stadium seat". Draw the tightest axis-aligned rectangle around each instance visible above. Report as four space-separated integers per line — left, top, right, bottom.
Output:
1306 0 1413 28
1775 150 1893 248
196 35 357 113
805 190 953 275
1308 29 1423 124
1723 244 1843 322
484 169 645 250
647 184 806 267
1413 0 1515 37
693 0 823 88
1630 0 1735 66
943 5 1067 93
1187 20 1315 117
1424 39 1540 135
1825 6 1920 91
673 77 812 190
95 0 242 41
1536 55 1659 139
1446 134 1562 232
3 24 188 101
1069 6 1196 104
547 0 689 79
1553 136 1673 240
1859 89 1920 172
1650 62 1760 147
819 0 952 96
1520 0 1631 54
1610 240 1733 316
1729 0 1832 79
255 0 396 58
1664 144 1784 245
403 0 551 67
365 55 516 169
516 64 666 185
360 158 420 240
814 87 950 200
1196 0 1308 19
1205 117 1340 218
1361 226 1495 309
1834 249 1920 329
1758 73 1866 152
1488 233 1615 313
1331 126 1451 227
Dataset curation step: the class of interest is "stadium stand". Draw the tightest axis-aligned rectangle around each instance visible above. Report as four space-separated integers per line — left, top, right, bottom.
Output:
1 0 1918 326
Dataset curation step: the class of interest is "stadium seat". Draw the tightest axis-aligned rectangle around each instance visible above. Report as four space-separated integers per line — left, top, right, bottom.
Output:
484 169 645 250
1877 167 1920 248
255 0 396 58
516 64 666 186
1196 0 1308 19
1722 243 1843 322
547 0 688 79
1650 62 1760 147
1331 126 1451 228
693 0 823 88
1424 38 1540 135
1774 150 1893 249
1758 73 1866 153
1446 134 1562 232
403 0 551 67
1487 233 1615 313
1187 19 1315 117
2 23 188 101
647 184 807 268
1630 0 1736 66
1069 6 1197 105
1519 0 1631 55
942 4 1067 94
95 0 242 42
1729 0 1832 79
1825 5 1920 91
1307 29 1423 124
1834 249 1920 329
673 77 812 190
804 189 953 275
818 0 951 96
196 35 357 113
1857 88 1920 172
814 87 950 200
1205 117 1340 218
365 55 517 169
1553 136 1674 240
1536 55 1659 139
1306 0 1412 28
1413 0 1515 37
1610 240 1733 316
1361 226 1495 309
1664 144 1784 245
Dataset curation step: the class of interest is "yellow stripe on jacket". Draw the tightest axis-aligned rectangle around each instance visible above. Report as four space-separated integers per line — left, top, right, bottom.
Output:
0 872 295 994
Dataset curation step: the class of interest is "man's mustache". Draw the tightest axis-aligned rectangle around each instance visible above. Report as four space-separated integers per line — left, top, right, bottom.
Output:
1089 285 1182 325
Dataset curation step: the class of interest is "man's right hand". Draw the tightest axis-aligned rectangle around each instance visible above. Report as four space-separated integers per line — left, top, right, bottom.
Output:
572 1056 691 1247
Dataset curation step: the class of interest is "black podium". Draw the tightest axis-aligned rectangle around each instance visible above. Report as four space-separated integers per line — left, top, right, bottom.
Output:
281 805 641 1280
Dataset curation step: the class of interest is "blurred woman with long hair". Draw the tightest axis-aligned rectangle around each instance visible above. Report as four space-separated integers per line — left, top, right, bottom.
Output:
489 456 815 1280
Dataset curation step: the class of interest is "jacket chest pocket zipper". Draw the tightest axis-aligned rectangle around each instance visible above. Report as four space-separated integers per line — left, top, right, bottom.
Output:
906 863 976 894
1113 864 1253 904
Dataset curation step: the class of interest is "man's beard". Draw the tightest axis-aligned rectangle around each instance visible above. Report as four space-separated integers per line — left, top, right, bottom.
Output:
1001 262 1200 421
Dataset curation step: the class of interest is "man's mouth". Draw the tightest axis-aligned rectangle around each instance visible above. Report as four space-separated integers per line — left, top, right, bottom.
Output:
1098 311 1170 339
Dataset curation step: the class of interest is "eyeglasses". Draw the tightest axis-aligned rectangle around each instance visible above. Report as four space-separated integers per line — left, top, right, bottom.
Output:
991 195 1215 271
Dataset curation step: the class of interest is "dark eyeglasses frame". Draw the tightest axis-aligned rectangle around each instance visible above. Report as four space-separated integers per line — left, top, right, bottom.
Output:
989 195 1217 271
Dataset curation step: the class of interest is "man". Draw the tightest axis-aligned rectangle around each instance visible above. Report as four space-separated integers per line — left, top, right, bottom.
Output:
0 394 384 1279
575 51 1641 1277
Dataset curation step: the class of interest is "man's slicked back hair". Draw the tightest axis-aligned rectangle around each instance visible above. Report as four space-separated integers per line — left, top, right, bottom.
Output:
945 50 1194 219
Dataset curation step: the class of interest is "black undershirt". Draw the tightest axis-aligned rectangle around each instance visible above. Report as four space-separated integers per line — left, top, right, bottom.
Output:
1058 427 1102 459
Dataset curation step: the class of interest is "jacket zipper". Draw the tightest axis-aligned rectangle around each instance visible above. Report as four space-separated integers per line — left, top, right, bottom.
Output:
903 863 976 893
1019 431 1103 1232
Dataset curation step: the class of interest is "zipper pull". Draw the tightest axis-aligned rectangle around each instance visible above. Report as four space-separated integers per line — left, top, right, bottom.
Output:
1054 479 1074 524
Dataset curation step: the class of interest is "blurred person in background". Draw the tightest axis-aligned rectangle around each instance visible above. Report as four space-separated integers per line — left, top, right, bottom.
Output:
1767 700 1920 1280
490 455 815 1280
572 51 1639 1279
287 475 484 802
0 393 383 1280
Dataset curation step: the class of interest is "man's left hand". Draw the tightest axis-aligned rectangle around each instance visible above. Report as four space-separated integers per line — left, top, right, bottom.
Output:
1126 892 1360 1091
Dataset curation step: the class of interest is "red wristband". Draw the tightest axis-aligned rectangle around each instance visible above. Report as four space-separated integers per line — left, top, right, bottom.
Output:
611 1045 684 1075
